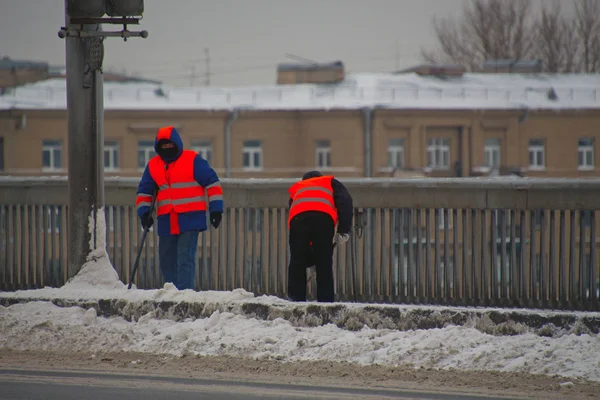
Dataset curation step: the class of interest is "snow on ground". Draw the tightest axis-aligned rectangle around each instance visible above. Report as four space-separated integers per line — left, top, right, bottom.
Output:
1 254 599 384
2 299 599 382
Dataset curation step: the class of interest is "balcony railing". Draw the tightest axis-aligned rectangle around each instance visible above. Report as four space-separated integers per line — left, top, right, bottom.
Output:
0 177 599 310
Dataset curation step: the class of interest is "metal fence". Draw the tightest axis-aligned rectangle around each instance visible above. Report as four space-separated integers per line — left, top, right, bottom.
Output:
1 177 599 310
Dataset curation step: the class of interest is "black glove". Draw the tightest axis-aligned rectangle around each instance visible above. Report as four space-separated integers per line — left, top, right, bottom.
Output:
210 211 222 229
141 212 154 230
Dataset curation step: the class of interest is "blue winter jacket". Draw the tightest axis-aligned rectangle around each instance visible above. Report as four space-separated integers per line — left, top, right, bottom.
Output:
136 127 223 236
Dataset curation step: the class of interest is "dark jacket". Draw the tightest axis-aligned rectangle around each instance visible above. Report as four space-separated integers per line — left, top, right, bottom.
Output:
289 177 353 234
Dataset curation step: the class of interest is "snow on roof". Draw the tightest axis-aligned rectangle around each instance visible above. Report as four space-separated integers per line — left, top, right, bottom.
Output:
1 72 600 112
0 56 48 71
482 59 543 69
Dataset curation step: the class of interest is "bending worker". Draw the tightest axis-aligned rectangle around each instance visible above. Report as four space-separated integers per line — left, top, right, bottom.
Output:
287 170 353 302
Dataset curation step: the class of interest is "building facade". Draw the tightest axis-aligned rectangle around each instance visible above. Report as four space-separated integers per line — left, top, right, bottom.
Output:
0 57 50 90
1 65 600 179
1 107 600 180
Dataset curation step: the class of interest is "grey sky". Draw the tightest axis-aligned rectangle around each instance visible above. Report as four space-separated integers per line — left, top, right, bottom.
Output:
0 0 576 87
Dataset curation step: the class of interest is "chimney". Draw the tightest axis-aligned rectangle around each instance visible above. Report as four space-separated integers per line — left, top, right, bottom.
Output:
396 64 466 77
277 61 345 84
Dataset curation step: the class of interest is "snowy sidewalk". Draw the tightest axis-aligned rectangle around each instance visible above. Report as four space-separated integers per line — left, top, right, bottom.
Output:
1 281 599 338
2 252 600 384
2 284 600 384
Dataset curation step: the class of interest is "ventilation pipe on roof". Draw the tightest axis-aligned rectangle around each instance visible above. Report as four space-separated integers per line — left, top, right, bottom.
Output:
18 112 27 130
362 107 373 177
224 109 239 178
518 108 529 124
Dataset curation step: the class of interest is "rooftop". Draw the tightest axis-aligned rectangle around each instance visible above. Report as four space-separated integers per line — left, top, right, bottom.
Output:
277 61 344 72
0 56 48 71
1 71 600 112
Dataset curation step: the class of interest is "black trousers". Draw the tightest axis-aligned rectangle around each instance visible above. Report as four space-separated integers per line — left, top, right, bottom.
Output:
288 211 335 302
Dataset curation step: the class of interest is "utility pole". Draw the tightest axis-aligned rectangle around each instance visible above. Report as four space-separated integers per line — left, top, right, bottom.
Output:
190 64 196 86
395 40 400 71
285 53 318 65
204 47 211 86
59 0 148 280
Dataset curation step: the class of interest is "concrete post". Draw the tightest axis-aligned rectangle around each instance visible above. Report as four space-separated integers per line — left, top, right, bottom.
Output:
64 1 105 279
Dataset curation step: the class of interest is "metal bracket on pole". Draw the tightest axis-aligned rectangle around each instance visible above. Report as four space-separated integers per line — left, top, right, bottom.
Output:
59 28 148 40
82 37 104 88
58 17 148 42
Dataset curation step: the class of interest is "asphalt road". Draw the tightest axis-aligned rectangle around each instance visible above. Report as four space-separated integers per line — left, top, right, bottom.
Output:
0 369 521 400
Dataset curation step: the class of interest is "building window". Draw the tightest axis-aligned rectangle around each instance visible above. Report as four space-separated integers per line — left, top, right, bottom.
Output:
578 138 594 170
484 138 501 169
191 140 212 164
104 140 120 171
137 140 155 170
387 138 405 169
315 140 331 169
243 140 262 171
528 139 545 170
42 139 63 171
427 138 450 169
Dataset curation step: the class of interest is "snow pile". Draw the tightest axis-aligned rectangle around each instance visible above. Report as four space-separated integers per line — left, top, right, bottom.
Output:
0 300 599 382
62 207 125 291
3 72 600 111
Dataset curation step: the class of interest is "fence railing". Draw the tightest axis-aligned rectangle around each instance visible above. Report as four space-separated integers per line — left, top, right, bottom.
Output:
1 177 599 310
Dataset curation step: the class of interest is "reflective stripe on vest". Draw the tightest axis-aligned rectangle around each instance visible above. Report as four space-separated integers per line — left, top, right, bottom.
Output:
288 176 338 227
148 150 207 216
135 192 153 211
206 181 224 202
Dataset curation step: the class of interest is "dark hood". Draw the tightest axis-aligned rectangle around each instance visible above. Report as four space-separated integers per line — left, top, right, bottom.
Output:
302 170 323 180
154 126 184 162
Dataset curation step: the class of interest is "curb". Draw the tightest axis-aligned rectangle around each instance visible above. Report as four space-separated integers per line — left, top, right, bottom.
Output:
1 296 599 337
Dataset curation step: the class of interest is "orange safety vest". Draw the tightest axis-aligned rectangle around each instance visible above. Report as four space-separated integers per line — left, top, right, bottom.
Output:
288 176 338 227
148 150 207 215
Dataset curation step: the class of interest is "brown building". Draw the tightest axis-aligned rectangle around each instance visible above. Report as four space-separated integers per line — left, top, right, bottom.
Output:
1 63 600 180
0 57 50 90
277 60 345 84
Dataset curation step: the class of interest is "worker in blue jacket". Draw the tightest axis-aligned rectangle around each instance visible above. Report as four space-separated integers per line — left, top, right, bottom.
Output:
136 126 223 290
